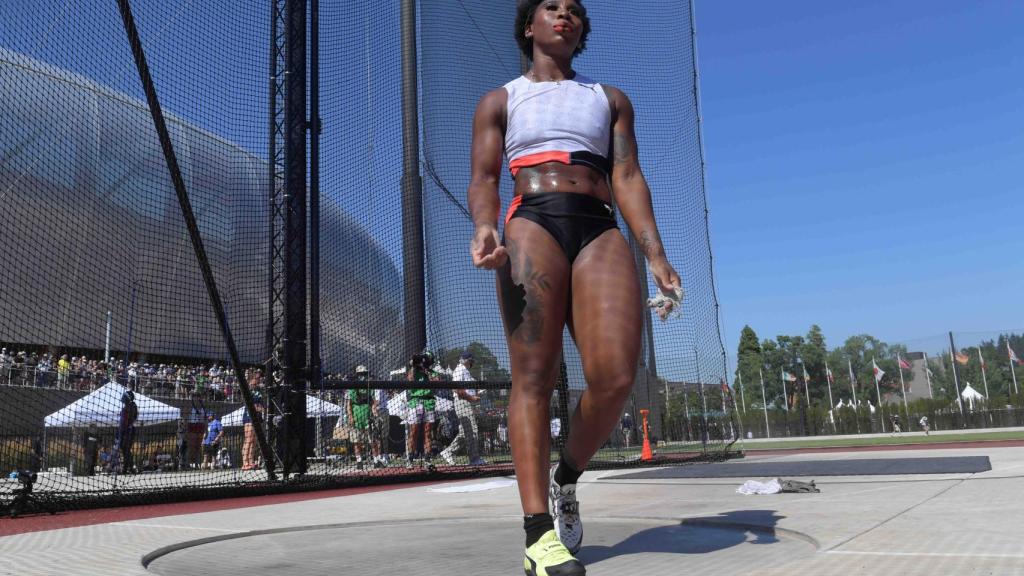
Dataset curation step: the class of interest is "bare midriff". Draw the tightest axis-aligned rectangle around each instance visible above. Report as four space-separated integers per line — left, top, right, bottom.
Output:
513 162 611 203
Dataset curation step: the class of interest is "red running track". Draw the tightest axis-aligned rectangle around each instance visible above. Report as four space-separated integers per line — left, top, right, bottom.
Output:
0 480 443 538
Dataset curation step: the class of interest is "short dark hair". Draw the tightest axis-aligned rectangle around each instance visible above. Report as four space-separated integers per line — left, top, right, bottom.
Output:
515 0 590 61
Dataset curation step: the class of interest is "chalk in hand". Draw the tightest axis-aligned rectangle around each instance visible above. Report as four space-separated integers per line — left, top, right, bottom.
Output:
646 285 684 321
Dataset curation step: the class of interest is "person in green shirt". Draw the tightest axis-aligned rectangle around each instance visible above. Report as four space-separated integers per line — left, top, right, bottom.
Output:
405 352 436 467
347 365 377 470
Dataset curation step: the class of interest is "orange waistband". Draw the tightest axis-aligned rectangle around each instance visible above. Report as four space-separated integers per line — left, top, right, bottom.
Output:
504 195 523 227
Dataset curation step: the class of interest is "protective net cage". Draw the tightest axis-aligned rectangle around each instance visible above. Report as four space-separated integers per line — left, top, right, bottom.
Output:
0 0 734 515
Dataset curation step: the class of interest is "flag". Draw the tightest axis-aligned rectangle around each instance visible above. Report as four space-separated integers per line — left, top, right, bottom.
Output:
898 356 912 370
783 371 797 382
802 366 810 383
872 359 885 383
826 366 835 384
1009 342 1022 365
955 352 969 365
926 366 934 378
720 379 732 397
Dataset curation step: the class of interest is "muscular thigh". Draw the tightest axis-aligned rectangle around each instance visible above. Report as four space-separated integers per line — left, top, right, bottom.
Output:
497 218 571 379
569 230 643 382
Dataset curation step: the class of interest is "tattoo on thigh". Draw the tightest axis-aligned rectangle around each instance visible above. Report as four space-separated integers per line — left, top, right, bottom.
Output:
498 261 527 335
498 239 551 345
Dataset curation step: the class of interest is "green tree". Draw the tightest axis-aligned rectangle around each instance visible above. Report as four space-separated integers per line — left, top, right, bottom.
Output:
760 339 788 410
735 325 762 413
437 342 510 382
828 334 900 406
799 325 828 407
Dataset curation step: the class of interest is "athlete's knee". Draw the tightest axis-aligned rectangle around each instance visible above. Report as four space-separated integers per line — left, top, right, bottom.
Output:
512 366 556 400
587 370 634 403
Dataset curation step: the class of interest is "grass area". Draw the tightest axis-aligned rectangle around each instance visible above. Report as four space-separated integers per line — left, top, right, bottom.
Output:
735 430 1024 451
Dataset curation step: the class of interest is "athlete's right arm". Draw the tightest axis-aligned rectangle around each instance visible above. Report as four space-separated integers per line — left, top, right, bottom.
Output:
468 89 508 270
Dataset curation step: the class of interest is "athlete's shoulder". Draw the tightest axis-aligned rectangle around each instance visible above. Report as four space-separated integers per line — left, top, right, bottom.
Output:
474 86 509 123
598 83 630 104
599 84 634 119
481 85 510 103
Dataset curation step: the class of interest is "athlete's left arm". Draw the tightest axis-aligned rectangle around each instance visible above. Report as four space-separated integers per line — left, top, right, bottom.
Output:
605 86 682 297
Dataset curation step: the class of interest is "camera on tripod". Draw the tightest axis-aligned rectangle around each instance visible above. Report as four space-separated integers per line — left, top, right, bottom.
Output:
13 469 37 487
410 352 434 373
4 468 56 518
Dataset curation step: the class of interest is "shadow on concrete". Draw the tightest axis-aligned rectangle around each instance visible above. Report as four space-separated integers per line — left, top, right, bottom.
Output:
577 510 784 565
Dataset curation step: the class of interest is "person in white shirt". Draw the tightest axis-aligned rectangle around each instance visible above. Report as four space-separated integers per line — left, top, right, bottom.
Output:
372 386 392 467
550 416 561 441
497 419 509 453
440 352 486 466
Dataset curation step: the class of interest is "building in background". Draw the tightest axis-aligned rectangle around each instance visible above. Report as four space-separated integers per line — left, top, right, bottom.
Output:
0 49 401 373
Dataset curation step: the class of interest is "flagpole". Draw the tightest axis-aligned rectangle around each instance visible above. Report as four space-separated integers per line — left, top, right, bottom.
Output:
948 332 965 423
924 352 933 398
737 370 747 415
897 354 910 425
825 361 836 432
800 365 810 408
1011 358 1019 396
825 361 835 412
759 368 770 438
1009 342 1019 395
780 367 789 413
847 358 858 404
977 347 989 402
848 357 861 434
873 357 886 433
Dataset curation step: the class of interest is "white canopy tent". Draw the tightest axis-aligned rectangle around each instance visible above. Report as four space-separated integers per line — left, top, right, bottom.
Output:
961 382 986 411
44 382 180 427
221 394 344 427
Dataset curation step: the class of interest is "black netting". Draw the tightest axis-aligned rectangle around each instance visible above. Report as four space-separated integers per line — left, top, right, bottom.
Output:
1 0 732 515
417 0 735 462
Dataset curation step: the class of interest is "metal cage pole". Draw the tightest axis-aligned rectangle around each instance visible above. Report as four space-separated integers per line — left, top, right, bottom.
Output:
401 0 426 360
282 0 309 475
267 0 287 475
309 0 322 396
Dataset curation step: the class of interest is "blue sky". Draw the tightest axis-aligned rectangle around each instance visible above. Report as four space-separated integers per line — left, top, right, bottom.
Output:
6 1 1020 379
696 0 1024 356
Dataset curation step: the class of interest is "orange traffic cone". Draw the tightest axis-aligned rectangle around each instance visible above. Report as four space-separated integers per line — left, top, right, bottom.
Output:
640 409 653 461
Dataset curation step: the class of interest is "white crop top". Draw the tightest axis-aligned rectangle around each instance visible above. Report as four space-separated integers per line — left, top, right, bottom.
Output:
503 73 612 177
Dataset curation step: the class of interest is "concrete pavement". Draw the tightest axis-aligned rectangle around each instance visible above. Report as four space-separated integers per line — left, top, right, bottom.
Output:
2 445 1023 575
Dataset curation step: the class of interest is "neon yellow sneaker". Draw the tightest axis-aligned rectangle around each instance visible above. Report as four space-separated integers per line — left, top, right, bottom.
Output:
524 529 586 576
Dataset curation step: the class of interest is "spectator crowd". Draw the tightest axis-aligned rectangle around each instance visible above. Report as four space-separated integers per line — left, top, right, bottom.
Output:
0 345 526 472
0 346 262 401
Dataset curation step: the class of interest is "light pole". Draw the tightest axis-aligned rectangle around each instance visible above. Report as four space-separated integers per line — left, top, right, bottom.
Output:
794 353 808 435
797 356 809 408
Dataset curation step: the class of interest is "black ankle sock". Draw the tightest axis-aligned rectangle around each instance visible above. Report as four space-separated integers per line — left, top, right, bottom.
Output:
524 513 554 547
554 452 583 487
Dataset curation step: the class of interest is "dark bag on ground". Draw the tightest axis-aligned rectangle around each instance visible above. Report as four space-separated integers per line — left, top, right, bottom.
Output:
779 479 820 493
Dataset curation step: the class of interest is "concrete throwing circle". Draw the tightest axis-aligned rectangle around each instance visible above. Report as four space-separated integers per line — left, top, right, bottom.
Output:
145 517 815 575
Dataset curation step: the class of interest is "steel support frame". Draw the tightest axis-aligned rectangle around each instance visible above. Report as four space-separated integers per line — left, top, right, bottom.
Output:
268 0 309 477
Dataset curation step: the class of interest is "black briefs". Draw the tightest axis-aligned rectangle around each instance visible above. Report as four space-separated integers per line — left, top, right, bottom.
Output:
505 192 619 264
